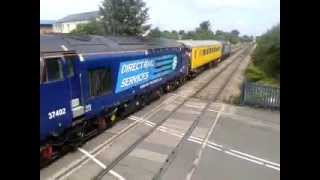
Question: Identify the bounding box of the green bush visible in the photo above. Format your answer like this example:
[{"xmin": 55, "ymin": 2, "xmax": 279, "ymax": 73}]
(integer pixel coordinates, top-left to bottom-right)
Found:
[
  {"xmin": 70, "ymin": 20, "xmax": 104, "ymax": 35},
  {"xmin": 245, "ymin": 63, "xmax": 278, "ymax": 86},
  {"xmin": 247, "ymin": 24, "xmax": 280, "ymax": 86}
]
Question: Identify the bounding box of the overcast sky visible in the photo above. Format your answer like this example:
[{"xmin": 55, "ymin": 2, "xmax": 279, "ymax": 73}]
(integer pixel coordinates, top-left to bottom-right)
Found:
[{"xmin": 40, "ymin": 0, "xmax": 279, "ymax": 36}]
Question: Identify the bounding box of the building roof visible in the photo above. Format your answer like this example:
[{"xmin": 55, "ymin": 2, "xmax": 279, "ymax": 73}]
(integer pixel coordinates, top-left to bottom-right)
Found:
[
  {"xmin": 56, "ymin": 11, "xmax": 99, "ymax": 23},
  {"xmin": 40, "ymin": 20, "xmax": 55, "ymax": 25},
  {"xmin": 178, "ymin": 40, "xmax": 222, "ymax": 48}
]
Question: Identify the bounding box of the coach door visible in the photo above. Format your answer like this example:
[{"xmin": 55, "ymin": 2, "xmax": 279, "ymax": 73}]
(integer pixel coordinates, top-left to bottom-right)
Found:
[{"xmin": 63, "ymin": 53, "xmax": 85, "ymax": 119}]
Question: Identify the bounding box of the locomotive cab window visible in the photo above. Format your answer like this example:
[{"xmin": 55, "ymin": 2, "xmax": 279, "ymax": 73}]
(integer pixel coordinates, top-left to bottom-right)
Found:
[
  {"xmin": 43, "ymin": 57, "xmax": 64, "ymax": 83},
  {"xmin": 64, "ymin": 54, "xmax": 77, "ymax": 77},
  {"xmin": 88, "ymin": 68, "xmax": 113, "ymax": 97},
  {"xmin": 40, "ymin": 58, "xmax": 44, "ymax": 83}
]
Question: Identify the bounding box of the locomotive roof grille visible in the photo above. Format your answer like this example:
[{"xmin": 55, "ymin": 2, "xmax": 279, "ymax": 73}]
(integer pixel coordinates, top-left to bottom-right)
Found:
[{"xmin": 40, "ymin": 34, "xmax": 184, "ymax": 58}]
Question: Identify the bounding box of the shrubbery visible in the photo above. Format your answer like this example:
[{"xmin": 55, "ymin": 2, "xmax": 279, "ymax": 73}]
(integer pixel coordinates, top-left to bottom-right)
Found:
[{"xmin": 246, "ymin": 24, "xmax": 280, "ymax": 86}]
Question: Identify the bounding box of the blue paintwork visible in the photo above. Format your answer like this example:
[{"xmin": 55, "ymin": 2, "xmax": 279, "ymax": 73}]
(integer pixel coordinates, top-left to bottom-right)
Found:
[
  {"xmin": 67, "ymin": 59, "xmax": 82, "ymax": 103},
  {"xmin": 40, "ymin": 58, "xmax": 73, "ymax": 142},
  {"xmin": 81, "ymin": 49, "xmax": 187, "ymax": 120},
  {"xmin": 115, "ymin": 54, "xmax": 178, "ymax": 93},
  {"xmin": 40, "ymin": 48, "xmax": 188, "ymax": 142}
]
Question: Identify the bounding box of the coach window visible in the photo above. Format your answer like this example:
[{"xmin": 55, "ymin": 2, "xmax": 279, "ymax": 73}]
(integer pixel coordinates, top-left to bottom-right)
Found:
[
  {"xmin": 88, "ymin": 68, "xmax": 113, "ymax": 97},
  {"xmin": 44, "ymin": 57, "xmax": 64, "ymax": 82}
]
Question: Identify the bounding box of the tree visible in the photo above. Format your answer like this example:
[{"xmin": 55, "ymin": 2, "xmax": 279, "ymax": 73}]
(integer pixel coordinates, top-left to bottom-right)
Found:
[
  {"xmin": 149, "ymin": 27, "xmax": 161, "ymax": 37},
  {"xmin": 215, "ymin": 30, "xmax": 224, "ymax": 36},
  {"xmin": 198, "ymin": 21, "xmax": 211, "ymax": 31},
  {"xmin": 70, "ymin": 20, "xmax": 104, "ymax": 35},
  {"xmin": 231, "ymin": 29, "xmax": 240, "ymax": 37},
  {"xmin": 215, "ymin": 30, "xmax": 228, "ymax": 41},
  {"xmin": 183, "ymin": 31, "xmax": 196, "ymax": 39},
  {"xmin": 171, "ymin": 30, "xmax": 179, "ymax": 39},
  {"xmin": 194, "ymin": 21, "xmax": 214, "ymax": 40},
  {"xmin": 159, "ymin": 30, "xmax": 179, "ymax": 39},
  {"xmin": 178, "ymin": 30, "xmax": 185, "ymax": 35},
  {"xmin": 250, "ymin": 24, "xmax": 280, "ymax": 83},
  {"xmin": 99, "ymin": 0, "xmax": 150, "ymax": 36},
  {"xmin": 240, "ymin": 35, "xmax": 251, "ymax": 42}
]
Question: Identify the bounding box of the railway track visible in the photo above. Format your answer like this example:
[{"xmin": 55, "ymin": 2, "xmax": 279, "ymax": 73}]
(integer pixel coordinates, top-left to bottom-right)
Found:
[
  {"xmin": 152, "ymin": 45, "xmax": 253, "ymax": 180},
  {"xmin": 93, "ymin": 45, "xmax": 253, "ymax": 180},
  {"xmin": 41, "ymin": 45, "xmax": 250, "ymax": 180}
]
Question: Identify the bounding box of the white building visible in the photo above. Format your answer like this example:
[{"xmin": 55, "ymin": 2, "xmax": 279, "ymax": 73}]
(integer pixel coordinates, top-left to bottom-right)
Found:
[{"xmin": 53, "ymin": 11, "xmax": 99, "ymax": 33}]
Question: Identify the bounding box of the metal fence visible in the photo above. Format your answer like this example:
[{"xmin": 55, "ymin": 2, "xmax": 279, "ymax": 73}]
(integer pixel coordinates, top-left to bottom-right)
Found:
[{"xmin": 241, "ymin": 82, "xmax": 280, "ymax": 109}]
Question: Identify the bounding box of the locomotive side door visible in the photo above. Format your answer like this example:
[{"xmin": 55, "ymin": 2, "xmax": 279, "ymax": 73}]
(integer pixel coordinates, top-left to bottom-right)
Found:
[
  {"xmin": 63, "ymin": 53, "xmax": 85, "ymax": 119},
  {"xmin": 40, "ymin": 56, "xmax": 73, "ymax": 141}
]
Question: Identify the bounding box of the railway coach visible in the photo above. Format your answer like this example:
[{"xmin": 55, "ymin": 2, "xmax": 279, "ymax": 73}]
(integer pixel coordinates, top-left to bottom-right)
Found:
[
  {"xmin": 40, "ymin": 34, "xmax": 188, "ymax": 163},
  {"xmin": 178, "ymin": 40, "xmax": 223, "ymax": 77},
  {"xmin": 221, "ymin": 41, "xmax": 232, "ymax": 60}
]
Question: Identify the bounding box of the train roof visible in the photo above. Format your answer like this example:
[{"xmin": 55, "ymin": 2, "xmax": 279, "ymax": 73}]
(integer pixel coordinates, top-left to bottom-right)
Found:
[
  {"xmin": 40, "ymin": 34, "xmax": 184, "ymax": 57},
  {"xmin": 178, "ymin": 40, "xmax": 222, "ymax": 48}
]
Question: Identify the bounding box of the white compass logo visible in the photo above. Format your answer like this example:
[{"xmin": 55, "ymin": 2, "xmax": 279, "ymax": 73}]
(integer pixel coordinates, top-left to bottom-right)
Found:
[{"xmin": 172, "ymin": 56, "xmax": 178, "ymax": 70}]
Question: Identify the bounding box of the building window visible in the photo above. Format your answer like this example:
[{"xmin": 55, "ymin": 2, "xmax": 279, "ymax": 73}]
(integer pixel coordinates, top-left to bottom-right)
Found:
[{"xmin": 88, "ymin": 68, "xmax": 113, "ymax": 97}]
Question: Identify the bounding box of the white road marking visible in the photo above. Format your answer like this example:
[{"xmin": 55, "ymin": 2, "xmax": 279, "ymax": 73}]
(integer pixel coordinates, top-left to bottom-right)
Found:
[
  {"xmin": 78, "ymin": 148, "xmax": 126, "ymax": 180},
  {"xmin": 208, "ymin": 108, "xmax": 280, "ymax": 130},
  {"xmin": 266, "ymin": 164, "xmax": 280, "ymax": 171},
  {"xmin": 225, "ymin": 150, "xmax": 264, "ymax": 165},
  {"xmin": 184, "ymin": 103, "xmax": 205, "ymax": 109},
  {"xmin": 208, "ymin": 108, "xmax": 232, "ymax": 115},
  {"xmin": 207, "ymin": 144, "xmax": 223, "ymax": 151},
  {"xmin": 78, "ymin": 148, "xmax": 106, "ymax": 169},
  {"xmin": 207, "ymin": 141, "xmax": 223, "ymax": 148},
  {"xmin": 128, "ymin": 116, "xmax": 154, "ymax": 127},
  {"xmin": 109, "ymin": 170, "xmax": 126, "ymax": 180},
  {"xmin": 186, "ymin": 104, "xmax": 225, "ymax": 180},
  {"xmin": 229, "ymin": 149, "xmax": 280, "ymax": 167},
  {"xmin": 51, "ymin": 96, "xmax": 178, "ymax": 179},
  {"xmin": 169, "ymin": 93, "xmax": 189, "ymax": 98},
  {"xmin": 128, "ymin": 113, "xmax": 280, "ymax": 172}
]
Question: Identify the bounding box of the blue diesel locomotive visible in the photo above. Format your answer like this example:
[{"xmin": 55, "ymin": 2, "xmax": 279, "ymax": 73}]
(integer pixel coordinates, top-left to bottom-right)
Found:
[{"xmin": 40, "ymin": 34, "xmax": 188, "ymax": 163}]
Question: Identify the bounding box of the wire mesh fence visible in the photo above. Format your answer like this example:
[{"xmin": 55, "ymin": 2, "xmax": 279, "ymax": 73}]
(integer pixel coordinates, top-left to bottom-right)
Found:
[{"xmin": 241, "ymin": 81, "xmax": 280, "ymax": 109}]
